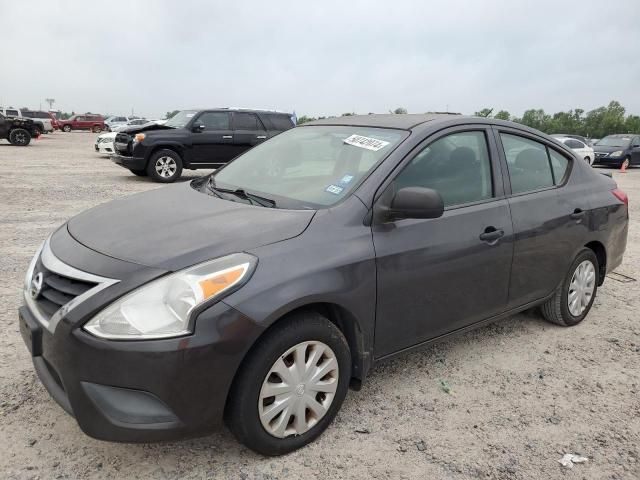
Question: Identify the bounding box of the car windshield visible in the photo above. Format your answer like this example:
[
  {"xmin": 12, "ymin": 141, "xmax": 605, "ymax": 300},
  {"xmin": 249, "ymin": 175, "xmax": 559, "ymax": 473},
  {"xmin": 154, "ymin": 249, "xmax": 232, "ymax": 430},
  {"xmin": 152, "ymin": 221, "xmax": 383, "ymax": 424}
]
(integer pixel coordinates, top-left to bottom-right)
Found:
[
  {"xmin": 209, "ymin": 125, "xmax": 407, "ymax": 209},
  {"xmin": 596, "ymin": 136, "xmax": 631, "ymax": 147},
  {"xmin": 165, "ymin": 110, "xmax": 197, "ymax": 128}
]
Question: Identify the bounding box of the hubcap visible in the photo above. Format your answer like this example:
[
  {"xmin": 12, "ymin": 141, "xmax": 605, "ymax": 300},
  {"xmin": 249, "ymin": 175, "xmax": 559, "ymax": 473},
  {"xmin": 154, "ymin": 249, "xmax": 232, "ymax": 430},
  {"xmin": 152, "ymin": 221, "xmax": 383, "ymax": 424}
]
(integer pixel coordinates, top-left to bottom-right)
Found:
[
  {"xmin": 568, "ymin": 260, "xmax": 596, "ymax": 316},
  {"xmin": 258, "ymin": 341, "xmax": 339, "ymax": 438},
  {"xmin": 15, "ymin": 132, "xmax": 26, "ymax": 144},
  {"xmin": 155, "ymin": 156, "xmax": 177, "ymax": 178}
]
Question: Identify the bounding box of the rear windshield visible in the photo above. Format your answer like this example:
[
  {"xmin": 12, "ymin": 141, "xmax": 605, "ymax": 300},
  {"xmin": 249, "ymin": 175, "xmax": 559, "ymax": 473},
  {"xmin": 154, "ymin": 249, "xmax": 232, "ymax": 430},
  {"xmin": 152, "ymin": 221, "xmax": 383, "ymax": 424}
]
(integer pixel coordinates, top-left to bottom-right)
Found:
[{"xmin": 211, "ymin": 125, "xmax": 407, "ymax": 209}]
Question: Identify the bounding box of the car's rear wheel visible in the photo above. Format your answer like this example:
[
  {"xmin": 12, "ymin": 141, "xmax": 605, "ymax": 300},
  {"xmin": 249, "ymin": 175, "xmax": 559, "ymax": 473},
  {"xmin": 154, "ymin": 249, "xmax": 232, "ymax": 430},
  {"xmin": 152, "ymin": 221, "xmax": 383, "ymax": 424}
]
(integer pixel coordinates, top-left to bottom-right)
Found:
[
  {"xmin": 146, "ymin": 149, "xmax": 183, "ymax": 183},
  {"xmin": 8, "ymin": 128, "xmax": 31, "ymax": 146},
  {"xmin": 128, "ymin": 168, "xmax": 147, "ymax": 177},
  {"xmin": 541, "ymin": 248, "xmax": 598, "ymax": 326},
  {"xmin": 62, "ymin": 125, "xmax": 71, "ymax": 132},
  {"xmin": 93, "ymin": 125, "xmax": 102, "ymax": 133},
  {"xmin": 226, "ymin": 311, "xmax": 351, "ymax": 456}
]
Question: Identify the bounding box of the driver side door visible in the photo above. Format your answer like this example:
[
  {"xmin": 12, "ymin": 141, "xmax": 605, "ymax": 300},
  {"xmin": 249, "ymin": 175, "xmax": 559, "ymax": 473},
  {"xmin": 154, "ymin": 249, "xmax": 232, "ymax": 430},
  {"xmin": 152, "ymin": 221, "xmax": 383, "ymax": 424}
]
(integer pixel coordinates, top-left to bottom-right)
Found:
[
  {"xmin": 372, "ymin": 127, "xmax": 514, "ymax": 357},
  {"xmin": 190, "ymin": 111, "xmax": 234, "ymax": 167}
]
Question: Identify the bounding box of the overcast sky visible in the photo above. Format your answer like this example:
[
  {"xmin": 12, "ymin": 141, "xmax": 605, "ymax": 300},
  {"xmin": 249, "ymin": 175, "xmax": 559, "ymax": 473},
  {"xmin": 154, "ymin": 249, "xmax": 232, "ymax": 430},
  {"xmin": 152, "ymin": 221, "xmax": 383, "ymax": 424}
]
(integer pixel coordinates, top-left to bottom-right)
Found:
[{"xmin": 2, "ymin": 0, "xmax": 639, "ymax": 119}]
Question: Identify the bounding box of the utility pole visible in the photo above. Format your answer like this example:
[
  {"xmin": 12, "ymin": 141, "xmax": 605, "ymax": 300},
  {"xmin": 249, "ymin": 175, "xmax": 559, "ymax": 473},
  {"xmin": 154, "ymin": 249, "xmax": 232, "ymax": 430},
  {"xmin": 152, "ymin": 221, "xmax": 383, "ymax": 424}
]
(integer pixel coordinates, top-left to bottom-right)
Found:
[{"xmin": 45, "ymin": 98, "xmax": 55, "ymax": 110}]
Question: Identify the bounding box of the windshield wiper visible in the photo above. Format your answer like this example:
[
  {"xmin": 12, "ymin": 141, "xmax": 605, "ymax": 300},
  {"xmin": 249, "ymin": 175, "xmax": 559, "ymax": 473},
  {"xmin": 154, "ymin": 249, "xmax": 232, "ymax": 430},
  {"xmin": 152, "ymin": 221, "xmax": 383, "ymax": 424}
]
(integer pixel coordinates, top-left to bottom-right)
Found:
[{"xmin": 207, "ymin": 179, "xmax": 276, "ymax": 208}]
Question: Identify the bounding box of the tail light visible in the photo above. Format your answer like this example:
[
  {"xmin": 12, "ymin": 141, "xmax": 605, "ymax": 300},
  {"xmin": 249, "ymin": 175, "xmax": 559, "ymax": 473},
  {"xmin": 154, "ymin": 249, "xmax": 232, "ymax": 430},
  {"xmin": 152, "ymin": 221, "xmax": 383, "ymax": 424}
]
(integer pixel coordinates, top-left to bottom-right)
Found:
[{"xmin": 612, "ymin": 188, "xmax": 628, "ymax": 207}]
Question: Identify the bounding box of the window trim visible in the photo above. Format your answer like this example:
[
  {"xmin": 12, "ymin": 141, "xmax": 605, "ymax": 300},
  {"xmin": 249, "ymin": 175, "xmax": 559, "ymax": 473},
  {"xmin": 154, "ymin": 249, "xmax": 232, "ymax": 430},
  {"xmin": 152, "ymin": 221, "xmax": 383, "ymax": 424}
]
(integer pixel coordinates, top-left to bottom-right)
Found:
[
  {"xmin": 374, "ymin": 125, "xmax": 504, "ymax": 213},
  {"xmin": 492, "ymin": 127, "xmax": 574, "ymax": 198}
]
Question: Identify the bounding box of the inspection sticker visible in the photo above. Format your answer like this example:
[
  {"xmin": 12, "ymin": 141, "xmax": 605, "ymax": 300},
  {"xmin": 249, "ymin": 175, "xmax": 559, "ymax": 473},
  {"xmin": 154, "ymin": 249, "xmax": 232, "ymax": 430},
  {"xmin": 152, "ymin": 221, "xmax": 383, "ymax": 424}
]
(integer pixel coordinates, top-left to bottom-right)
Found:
[
  {"xmin": 343, "ymin": 134, "xmax": 390, "ymax": 151},
  {"xmin": 339, "ymin": 174, "xmax": 354, "ymax": 185},
  {"xmin": 325, "ymin": 184, "xmax": 344, "ymax": 195}
]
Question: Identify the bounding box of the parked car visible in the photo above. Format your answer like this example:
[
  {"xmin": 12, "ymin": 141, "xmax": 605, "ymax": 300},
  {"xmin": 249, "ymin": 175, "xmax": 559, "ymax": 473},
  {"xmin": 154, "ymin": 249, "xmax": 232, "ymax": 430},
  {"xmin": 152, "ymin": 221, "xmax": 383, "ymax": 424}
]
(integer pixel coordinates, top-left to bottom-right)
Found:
[
  {"xmin": 19, "ymin": 115, "xmax": 628, "ymax": 455},
  {"xmin": 555, "ymin": 136, "xmax": 595, "ymax": 165},
  {"xmin": 110, "ymin": 118, "xmax": 149, "ymax": 133},
  {"xmin": 112, "ymin": 108, "xmax": 295, "ymax": 182},
  {"xmin": 0, "ymin": 107, "xmax": 49, "ymax": 134},
  {"xmin": 94, "ymin": 132, "xmax": 117, "ymax": 155},
  {"xmin": 104, "ymin": 116, "xmax": 133, "ymax": 131},
  {"xmin": 592, "ymin": 134, "xmax": 640, "ymax": 169},
  {"xmin": 22, "ymin": 110, "xmax": 56, "ymax": 133},
  {"xmin": 59, "ymin": 114, "xmax": 105, "ymax": 133},
  {"xmin": 0, "ymin": 111, "xmax": 40, "ymax": 145},
  {"xmin": 551, "ymin": 133, "xmax": 590, "ymax": 145}
]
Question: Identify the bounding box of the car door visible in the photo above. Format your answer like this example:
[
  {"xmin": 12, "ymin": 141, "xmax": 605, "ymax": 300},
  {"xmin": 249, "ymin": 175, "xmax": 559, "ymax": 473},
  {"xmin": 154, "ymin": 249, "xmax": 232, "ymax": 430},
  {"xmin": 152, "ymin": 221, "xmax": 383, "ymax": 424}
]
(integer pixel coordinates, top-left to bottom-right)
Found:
[
  {"xmin": 189, "ymin": 111, "xmax": 234, "ymax": 166},
  {"xmin": 631, "ymin": 136, "xmax": 640, "ymax": 164},
  {"xmin": 372, "ymin": 126, "xmax": 514, "ymax": 357},
  {"xmin": 231, "ymin": 112, "xmax": 267, "ymax": 157},
  {"xmin": 495, "ymin": 128, "xmax": 584, "ymax": 308}
]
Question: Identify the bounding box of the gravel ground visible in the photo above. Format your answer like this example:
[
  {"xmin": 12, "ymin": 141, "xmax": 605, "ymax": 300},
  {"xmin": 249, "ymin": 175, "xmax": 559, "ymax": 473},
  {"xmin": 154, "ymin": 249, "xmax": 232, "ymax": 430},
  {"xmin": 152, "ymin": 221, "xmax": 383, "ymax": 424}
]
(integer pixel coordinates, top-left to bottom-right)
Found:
[{"xmin": 1, "ymin": 133, "xmax": 638, "ymax": 480}]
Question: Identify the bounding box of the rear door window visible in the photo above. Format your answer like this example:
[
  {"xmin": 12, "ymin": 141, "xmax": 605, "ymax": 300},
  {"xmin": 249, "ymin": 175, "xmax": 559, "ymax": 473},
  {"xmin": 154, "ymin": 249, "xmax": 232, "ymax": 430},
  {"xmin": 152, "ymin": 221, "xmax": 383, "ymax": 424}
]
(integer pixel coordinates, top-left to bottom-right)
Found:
[
  {"xmin": 233, "ymin": 112, "xmax": 264, "ymax": 131},
  {"xmin": 564, "ymin": 139, "xmax": 582, "ymax": 149},
  {"xmin": 548, "ymin": 149, "xmax": 570, "ymax": 184},
  {"xmin": 6, "ymin": 109, "xmax": 19, "ymax": 116}
]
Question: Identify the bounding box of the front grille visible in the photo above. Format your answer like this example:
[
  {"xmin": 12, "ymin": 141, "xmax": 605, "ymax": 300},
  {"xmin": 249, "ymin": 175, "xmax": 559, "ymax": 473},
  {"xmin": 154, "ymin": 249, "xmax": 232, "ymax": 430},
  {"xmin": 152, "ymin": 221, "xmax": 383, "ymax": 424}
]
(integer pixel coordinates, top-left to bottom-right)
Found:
[
  {"xmin": 114, "ymin": 133, "xmax": 132, "ymax": 155},
  {"xmin": 33, "ymin": 258, "xmax": 97, "ymax": 320}
]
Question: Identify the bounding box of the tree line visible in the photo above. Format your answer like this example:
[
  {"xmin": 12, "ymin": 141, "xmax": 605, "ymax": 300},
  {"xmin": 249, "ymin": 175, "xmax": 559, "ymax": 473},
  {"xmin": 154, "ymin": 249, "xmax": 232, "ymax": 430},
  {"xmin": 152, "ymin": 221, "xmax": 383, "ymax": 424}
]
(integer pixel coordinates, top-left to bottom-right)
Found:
[{"xmin": 298, "ymin": 101, "xmax": 640, "ymax": 139}]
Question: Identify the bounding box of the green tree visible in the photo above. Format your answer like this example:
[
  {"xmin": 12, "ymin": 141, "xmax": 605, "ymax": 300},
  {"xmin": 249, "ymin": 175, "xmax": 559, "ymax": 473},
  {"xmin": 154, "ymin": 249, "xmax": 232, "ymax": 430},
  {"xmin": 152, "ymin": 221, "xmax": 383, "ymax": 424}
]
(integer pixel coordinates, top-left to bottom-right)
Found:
[
  {"xmin": 518, "ymin": 109, "xmax": 551, "ymax": 132},
  {"xmin": 624, "ymin": 115, "xmax": 640, "ymax": 134},
  {"xmin": 474, "ymin": 108, "xmax": 493, "ymax": 117},
  {"xmin": 392, "ymin": 107, "xmax": 407, "ymax": 114},
  {"xmin": 494, "ymin": 110, "xmax": 510, "ymax": 120}
]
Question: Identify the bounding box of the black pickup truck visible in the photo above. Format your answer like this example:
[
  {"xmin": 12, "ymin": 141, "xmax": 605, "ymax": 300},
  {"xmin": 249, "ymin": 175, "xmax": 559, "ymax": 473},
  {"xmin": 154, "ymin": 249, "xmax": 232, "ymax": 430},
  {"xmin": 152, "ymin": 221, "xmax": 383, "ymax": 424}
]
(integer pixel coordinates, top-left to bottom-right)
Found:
[
  {"xmin": 0, "ymin": 112, "xmax": 40, "ymax": 146},
  {"xmin": 112, "ymin": 109, "xmax": 295, "ymax": 182}
]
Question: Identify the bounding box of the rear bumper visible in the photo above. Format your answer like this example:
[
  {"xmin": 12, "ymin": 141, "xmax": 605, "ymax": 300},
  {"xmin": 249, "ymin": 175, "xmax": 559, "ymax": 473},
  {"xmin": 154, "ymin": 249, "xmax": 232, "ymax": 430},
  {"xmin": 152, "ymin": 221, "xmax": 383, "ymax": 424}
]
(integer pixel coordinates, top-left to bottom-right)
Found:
[
  {"xmin": 111, "ymin": 154, "xmax": 146, "ymax": 170},
  {"xmin": 19, "ymin": 297, "xmax": 262, "ymax": 442}
]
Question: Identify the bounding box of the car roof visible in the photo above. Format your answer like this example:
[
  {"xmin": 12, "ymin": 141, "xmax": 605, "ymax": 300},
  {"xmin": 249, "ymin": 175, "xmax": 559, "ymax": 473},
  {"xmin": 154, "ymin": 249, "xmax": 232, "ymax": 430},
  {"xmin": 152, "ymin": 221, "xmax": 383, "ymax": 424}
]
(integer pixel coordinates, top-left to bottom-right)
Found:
[
  {"xmin": 605, "ymin": 133, "xmax": 637, "ymax": 138},
  {"xmin": 305, "ymin": 114, "xmax": 466, "ymax": 130},
  {"xmin": 190, "ymin": 108, "xmax": 292, "ymax": 115}
]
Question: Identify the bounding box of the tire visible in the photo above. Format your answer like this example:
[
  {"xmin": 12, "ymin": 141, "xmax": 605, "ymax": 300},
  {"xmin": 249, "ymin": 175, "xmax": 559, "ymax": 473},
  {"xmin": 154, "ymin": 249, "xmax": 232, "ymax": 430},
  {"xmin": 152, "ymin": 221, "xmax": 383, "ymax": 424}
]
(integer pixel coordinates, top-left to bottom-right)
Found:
[
  {"xmin": 93, "ymin": 125, "xmax": 102, "ymax": 133},
  {"xmin": 34, "ymin": 127, "xmax": 42, "ymax": 136},
  {"xmin": 146, "ymin": 149, "xmax": 183, "ymax": 183},
  {"xmin": 62, "ymin": 125, "xmax": 71, "ymax": 132},
  {"xmin": 128, "ymin": 168, "xmax": 147, "ymax": 177},
  {"xmin": 541, "ymin": 248, "xmax": 598, "ymax": 327},
  {"xmin": 8, "ymin": 128, "xmax": 31, "ymax": 146},
  {"xmin": 226, "ymin": 311, "xmax": 351, "ymax": 456}
]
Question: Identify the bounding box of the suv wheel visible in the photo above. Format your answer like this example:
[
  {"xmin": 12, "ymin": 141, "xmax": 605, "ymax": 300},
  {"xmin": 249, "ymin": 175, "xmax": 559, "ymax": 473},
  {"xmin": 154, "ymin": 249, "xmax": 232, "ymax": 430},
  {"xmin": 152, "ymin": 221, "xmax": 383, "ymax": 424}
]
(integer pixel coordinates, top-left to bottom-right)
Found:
[
  {"xmin": 62, "ymin": 125, "xmax": 71, "ymax": 132},
  {"xmin": 93, "ymin": 125, "xmax": 102, "ymax": 133},
  {"xmin": 146, "ymin": 149, "xmax": 183, "ymax": 183},
  {"xmin": 226, "ymin": 311, "xmax": 351, "ymax": 456},
  {"xmin": 541, "ymin": 248, "xmax": 598, "ymax": 326},
  {"xmin": 9, "ymin": 128, "xmax": 31, "ymax": 146}
]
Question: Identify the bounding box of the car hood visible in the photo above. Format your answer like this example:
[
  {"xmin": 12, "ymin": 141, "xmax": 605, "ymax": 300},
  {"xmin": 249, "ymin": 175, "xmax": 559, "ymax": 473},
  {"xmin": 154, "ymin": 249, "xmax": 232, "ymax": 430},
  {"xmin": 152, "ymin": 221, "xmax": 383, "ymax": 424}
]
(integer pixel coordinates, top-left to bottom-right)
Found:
[
  {"xmin": 593, "ymin": 145, "xmax": 628, "ymax": 153},
  {"xmin": 119, "ymin": 123, "xmax": 175, "ymax": 134},
  {"xmin": 66, "ymin": 182, "xmax": 316, "ymax": 271}
]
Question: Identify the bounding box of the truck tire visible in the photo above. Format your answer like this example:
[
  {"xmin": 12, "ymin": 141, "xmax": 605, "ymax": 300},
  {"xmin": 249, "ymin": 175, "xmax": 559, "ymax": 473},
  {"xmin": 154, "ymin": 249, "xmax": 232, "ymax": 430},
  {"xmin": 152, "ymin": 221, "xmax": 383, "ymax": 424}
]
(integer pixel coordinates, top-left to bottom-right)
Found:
[
  {"xmin": 62, "ymin": 125, "xmax": 71, "ymax": 132},
  {"xmin": 146, "ymin": 149, "xmax": 183, "ymax": 183},
  {"xmin": 9, "ymin": 128, "xmax": 31, "ymax": 146}
]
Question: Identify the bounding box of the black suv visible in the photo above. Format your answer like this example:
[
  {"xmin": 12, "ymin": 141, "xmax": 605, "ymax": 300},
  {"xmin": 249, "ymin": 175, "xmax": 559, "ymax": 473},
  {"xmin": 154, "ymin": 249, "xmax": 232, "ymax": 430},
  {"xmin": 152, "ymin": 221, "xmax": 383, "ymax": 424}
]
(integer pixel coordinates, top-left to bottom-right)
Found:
[
  {"xmin": 0, "ymin": 112, "xmax": 40, "ymax": 146},
  {"xmin": 112, "ymin": 109, "xmax": 295, "ymax": 182}
]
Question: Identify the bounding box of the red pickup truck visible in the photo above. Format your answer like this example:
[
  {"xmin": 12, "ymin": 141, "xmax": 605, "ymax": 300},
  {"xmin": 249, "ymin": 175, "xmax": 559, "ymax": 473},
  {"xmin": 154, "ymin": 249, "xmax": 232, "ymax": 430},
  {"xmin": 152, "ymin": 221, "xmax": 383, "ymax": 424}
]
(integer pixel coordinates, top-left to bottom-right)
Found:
[{"xmin": 59, "ymin": 114, "xmax": 105, "ymax": 133}]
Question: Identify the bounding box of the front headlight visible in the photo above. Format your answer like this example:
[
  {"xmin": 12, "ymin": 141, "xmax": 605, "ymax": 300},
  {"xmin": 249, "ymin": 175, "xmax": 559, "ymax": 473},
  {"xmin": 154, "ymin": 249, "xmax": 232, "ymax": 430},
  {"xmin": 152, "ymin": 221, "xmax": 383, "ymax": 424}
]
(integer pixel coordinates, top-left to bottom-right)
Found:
[
  {"xmin": 133, "ymin": 133, "xmax": 145, "ymax": 143},
  {"xmin": 609, "ymin": 151, "xmax": 623, "ymax": 157},
  {"xmin": 84, "ymin": 253, "xmax": 257, "ymax": 340}
]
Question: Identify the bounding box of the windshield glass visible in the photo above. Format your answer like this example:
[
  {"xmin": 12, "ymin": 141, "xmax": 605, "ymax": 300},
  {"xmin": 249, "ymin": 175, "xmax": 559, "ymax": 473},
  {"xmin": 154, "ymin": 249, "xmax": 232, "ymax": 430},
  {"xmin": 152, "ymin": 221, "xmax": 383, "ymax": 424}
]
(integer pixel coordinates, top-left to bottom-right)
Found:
[
  {"xmin": 596, "ymin": 136, "xmax": 631, "ymax": 147},
  {"xmin": 211, "ymin": 126, "xmax": 407, "ymax": 208},
  {"xmin": 165, "ymin": 110, "xmax": 197, "ymax": 128}
]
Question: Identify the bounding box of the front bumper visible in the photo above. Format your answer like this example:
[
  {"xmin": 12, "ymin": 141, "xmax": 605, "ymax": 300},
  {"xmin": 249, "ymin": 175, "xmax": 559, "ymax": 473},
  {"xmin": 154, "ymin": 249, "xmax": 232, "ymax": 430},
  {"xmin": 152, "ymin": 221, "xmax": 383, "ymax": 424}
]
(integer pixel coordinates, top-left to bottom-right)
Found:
[
  {"xmin": 19, "ymin": 235, "xmax": 263, "ymax": 442},
  {"xmin": 96, "ymin": 142, "xmax": 115, "ymax": 154},
  {"xmin": 111, "ymin": 154, "xmax": 146, "ymax": 170},
  {"xmin": 593, "ymin": 154, "xmax": 624, "ymax": 165}
]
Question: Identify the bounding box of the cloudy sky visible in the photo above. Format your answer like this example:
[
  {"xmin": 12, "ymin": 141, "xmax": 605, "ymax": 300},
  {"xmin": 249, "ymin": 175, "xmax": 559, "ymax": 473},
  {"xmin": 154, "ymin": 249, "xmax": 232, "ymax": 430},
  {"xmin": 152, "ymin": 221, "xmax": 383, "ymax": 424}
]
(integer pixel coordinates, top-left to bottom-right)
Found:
[{"xmin": 2, "ymin": 0, "xmax": 639, "ymax": 119}]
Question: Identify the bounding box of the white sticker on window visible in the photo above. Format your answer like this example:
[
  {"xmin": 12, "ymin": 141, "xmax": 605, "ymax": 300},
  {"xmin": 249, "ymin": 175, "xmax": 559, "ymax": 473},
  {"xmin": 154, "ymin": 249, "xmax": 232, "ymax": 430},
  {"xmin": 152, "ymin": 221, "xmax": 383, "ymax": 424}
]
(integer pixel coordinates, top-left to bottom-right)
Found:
[
  {"xmin": 343, "ymin": 134, "xmax": 390, "ymax": 151},
  {"xmin": 325, "ymin": 184, "xmax": 344, "ymax": 195},
  {"xmin": 186, "ymin": 113, "xmax": 195, "ymax": 118}
]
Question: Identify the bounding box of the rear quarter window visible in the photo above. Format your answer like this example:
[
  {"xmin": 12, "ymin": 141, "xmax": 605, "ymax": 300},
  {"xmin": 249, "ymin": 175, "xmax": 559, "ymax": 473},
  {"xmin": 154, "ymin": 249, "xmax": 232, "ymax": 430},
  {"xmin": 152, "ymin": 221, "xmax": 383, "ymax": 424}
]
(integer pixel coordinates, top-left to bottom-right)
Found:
[{"xmin": 266, "ymin": 114, "xmax": 294, "ymax": 131}]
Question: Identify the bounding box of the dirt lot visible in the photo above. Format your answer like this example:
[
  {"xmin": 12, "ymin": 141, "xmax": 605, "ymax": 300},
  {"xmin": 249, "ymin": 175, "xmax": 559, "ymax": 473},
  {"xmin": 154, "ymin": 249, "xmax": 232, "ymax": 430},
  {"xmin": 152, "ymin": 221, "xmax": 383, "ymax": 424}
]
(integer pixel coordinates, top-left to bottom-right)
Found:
[{"xmin": 0, "ymin": 132, "xmax": 638, "ymax": 479}]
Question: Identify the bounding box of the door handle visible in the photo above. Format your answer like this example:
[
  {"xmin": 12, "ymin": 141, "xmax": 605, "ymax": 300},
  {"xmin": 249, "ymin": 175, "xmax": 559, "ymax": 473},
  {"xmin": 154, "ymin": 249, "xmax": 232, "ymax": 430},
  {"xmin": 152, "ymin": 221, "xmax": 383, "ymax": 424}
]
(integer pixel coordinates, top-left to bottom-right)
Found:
[
  {"xmin": 256, "ymin": 135, "xmax": 267, "ymax": 139},
  {"xmin": 479, "ymin": 226, "xmax": 504, "ymax": 243},
  {"xmin": 570, "ymin": 208, "xmax": 585, "ymax": 220},
  {"xmin": 222, "ymin": 135, "xmax": 233, "ymax": 139}
]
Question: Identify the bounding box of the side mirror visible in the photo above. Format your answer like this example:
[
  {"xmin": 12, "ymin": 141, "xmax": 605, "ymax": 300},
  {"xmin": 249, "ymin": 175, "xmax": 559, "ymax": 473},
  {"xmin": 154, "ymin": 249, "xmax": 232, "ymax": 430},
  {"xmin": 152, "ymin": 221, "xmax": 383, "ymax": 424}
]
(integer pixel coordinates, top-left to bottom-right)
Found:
[
  {"xmin": 387, "ymin": 187, "xmax": 444, "ymax": 220},
  {"xmin": 192, "ymin": 122, "xmax": 205, "ymax": 132}
]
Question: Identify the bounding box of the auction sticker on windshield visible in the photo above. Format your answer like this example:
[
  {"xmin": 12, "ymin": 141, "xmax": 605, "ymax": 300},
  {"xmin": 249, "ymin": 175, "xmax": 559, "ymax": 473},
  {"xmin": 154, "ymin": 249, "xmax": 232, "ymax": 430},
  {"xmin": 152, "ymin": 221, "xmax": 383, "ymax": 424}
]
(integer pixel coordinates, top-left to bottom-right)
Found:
[{"xmin": 344, "ymin": 134, "xmax": 390, "ymax": 151}]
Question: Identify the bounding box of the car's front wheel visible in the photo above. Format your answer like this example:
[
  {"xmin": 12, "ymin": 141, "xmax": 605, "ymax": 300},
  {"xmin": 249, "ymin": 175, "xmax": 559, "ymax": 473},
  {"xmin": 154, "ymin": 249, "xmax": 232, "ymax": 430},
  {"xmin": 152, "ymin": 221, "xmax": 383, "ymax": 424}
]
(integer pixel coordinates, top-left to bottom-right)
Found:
[
  {"xmin": 93, "ymin": 125, "xmax": 102, "ymax": 133},
  {"xmin": 146, "ymin": 149, "xmax": 183, "ymax": 182},
  {"xmin": 8, "ymin": 128, "xmax": 31, "ymax": 146},
  {"xmin": 541, "ymin": 248, "xmax": 598, "ymax": 326},
  {"xmin": 226, "ymin": 311, "xmax": 351, "ymax": 455}
]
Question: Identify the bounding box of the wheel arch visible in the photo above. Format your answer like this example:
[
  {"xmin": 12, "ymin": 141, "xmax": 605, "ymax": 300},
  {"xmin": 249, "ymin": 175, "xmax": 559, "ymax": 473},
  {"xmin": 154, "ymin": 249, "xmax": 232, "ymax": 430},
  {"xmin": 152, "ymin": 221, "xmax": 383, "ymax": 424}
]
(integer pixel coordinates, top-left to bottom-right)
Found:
[
  {"xmin": 146, "ymin": 143, "xmax": 185, "ymax": 164},
  {"xmin": 584, "ymin": 240, "xmax": 606, "ymax": 286}
]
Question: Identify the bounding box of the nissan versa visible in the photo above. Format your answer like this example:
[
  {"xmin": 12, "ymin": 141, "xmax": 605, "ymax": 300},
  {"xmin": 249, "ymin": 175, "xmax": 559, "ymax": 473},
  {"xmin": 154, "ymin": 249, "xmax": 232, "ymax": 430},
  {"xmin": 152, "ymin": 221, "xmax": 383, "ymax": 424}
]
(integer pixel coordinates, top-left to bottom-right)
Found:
[{"xmin": 20, "ymin": 115, "xmax": 628, "ymax": 455}]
